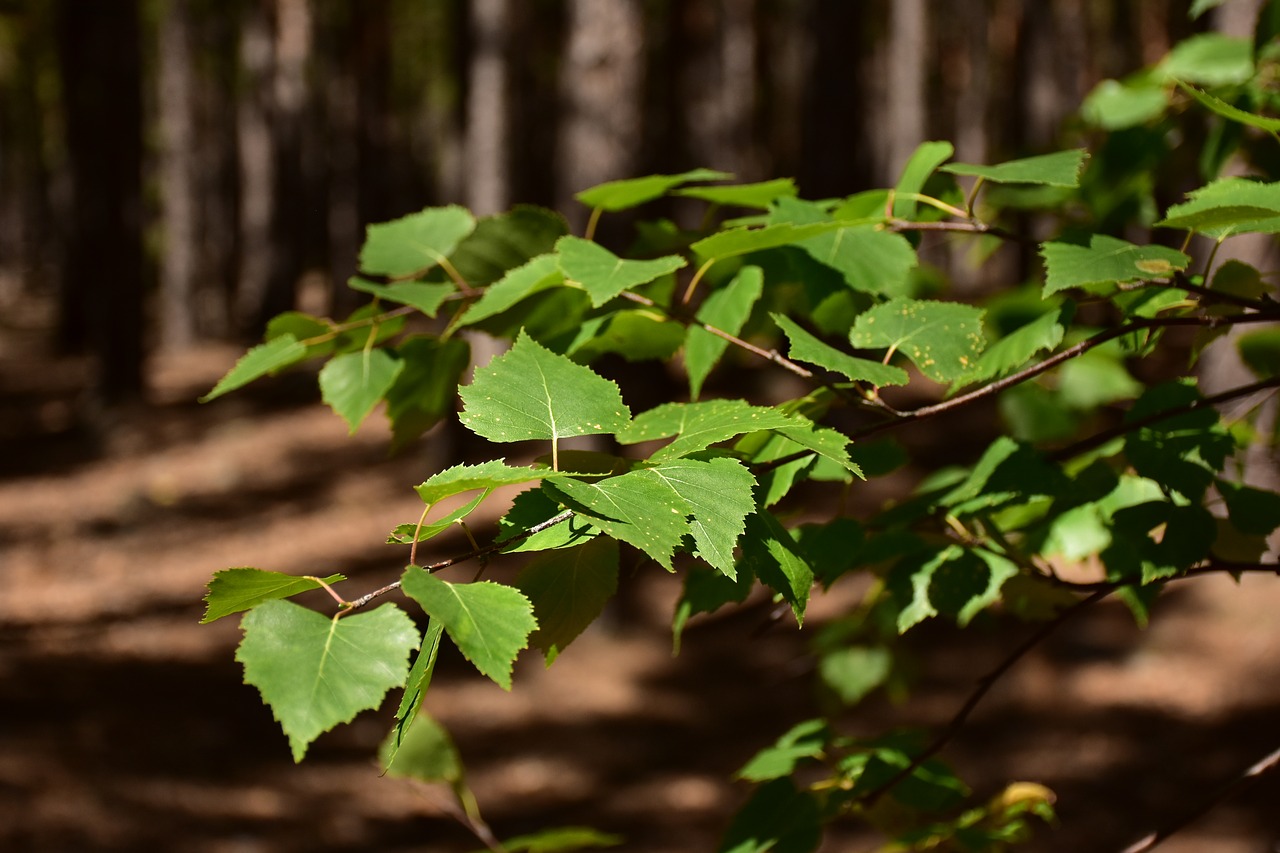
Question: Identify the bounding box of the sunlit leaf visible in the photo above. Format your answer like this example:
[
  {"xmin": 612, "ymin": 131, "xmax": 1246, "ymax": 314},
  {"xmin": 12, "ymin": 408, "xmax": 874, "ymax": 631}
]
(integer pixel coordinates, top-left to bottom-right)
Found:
[
  {"xmin": 849, "ymin": 298, "xmax": 987, "ymax": 383},
  {"xmin": 400, "ymin": 568, "xmax": 537, "ymax": 690},
  {"xmin": 547, "ymin": 471, "xmax": 692, "ymax": 570},
  {"xmin": 773, "ymin": 313, "xmax": 908, "ymax": 386},
  {"xmin": 674, "ymin": 178, "xmax": 798, "ymax": 208},
  {"xmin": 358, "ymin": 205, "xmax": 476, "ymax": 277},
  {"xmin": 318, "ymin": 349, "xmax": 405, "ymax": 433},
  {"xmin": 686, "ymin": 266, "xmax": 763, "ymax": 399},
  {"xmin": 459, "ymin": 331, "xmax": 631, "ymax": 444},
  {"xmin": 347, "ymin": 278, "xmax": 454, "ymax": 316},
  {"xmin": 892, "ymin": 140, "xmax": 954, "ymax": 218},
  {"xmin": 1040, "ymin": 235, "xmax": 1190, "ymax": 294},
  {"xmin": 941, "ymin": 149, "xmax": 1089, "ymax": 187},
  {"xmin": 201, "ymin": 334, "xmax": 308, "ymax": 402},
  {"xmin": 556, "ymin": 236, "xmax": 686, "ymax": 307},
  {"xmin": 202, "ymin": 568, "xmax": 346, "ymax": 623},
  {"xmin": 237, "ymin": 600, "xmax": 418, "ymax": 761},
  {"xmin": 575, "ymin": 168, "xmax": 732, "ymax": 211}
]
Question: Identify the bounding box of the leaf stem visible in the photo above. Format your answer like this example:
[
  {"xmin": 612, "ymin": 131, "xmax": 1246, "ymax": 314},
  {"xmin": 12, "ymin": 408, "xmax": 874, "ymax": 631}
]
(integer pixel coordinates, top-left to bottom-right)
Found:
[
  {"xmin": 584, "ymin": 206, "xmax": 604, "ymax": 242},
  {"xmin": 681, "ymin": 258, "xmax": 716, "ymax": 305}
]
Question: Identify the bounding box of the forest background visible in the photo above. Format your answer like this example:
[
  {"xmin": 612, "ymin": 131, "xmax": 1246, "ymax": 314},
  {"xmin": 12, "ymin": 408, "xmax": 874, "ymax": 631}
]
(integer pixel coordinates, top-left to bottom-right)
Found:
[{"xmin": 3, "ymin": 1, "xmax": 1279, "ymax": 852}]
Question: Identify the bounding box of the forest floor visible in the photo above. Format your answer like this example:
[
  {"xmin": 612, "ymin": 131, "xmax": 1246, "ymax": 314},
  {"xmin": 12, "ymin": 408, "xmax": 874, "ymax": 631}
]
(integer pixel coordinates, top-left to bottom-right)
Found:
[{"xmin": 2, "ymin": 334, "xmax": 1280, "ymax": 853}]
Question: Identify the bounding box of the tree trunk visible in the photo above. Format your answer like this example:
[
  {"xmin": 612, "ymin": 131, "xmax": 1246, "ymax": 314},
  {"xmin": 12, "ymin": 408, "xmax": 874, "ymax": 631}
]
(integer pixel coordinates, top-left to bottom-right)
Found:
[
  {"xmin": 798, "ymin": 0, "xmax": 871, "ymax": 196},
  {"xmin": 556, "ymin": 0, "xmax": 645, "ymax": 235},
  {"xmin": 885, "ymin": 0, "xmax": 927, "ymax": 180},
  {"xmin": 158, "ymin": 0, "xmax": 199, "ymax": 350},
  {"xmin": 465, "ymin": 0, "xmax": 511, "ymax": 217},
  {"xmin": 55, "ymin": 0, "xmax": 146, "ymax": 404},
  {"xmin": 680, "ymin": 0, "xmax": 759, "ymax": 179}
]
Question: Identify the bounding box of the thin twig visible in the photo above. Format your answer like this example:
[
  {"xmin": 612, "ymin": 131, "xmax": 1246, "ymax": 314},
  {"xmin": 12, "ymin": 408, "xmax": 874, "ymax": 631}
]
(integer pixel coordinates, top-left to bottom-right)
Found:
[
  {"xmin": 344, "ymin": 510, "xmax": 576, "ymax": 611},
  {"xmin": 856, "ymin": 587, "xmax": 1113, "ymax": 808},
  {"xmin": 1050, "ymin": 376, "xmax": 1280, "ymax": 462},
  {"xmin": 888, "ymin": 218, "xmax": 1033, "ymax": 246},
  {"xmin": 1172, "ymin": 270, "xmax": 1279, "ymax": 312},
  {"xmin": 852, "ymin": 313, "xmax": 1277, "ymax": 441},
  {"xmin": 1119, "ymin": 743, "xmax": 1280, "ymax": 853}
]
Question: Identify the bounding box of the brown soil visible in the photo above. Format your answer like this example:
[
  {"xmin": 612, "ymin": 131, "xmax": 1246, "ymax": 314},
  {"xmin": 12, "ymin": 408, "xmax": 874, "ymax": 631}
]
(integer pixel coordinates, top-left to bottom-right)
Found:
[{"xmin": 2, "ymin": 341, "xmax": 1279, "ymax": 852}]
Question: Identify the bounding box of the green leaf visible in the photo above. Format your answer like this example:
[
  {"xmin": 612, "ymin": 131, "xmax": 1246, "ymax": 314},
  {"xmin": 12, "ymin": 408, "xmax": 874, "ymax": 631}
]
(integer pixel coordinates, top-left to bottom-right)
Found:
[
  {"xmin": 819, "ymin": 646, "xmax": 892, "ymax": 706},
  {"xmin": 461, "ymin": 254, "xmax": 565, "ymax": 325},
  {"xmin": 358, "ymin": 205, "xmax": 476, "ymax": 277},
  {"xmin": 547, "ymin": 471, "xmax": 692, "ymax": 570},
  {"xmin": 691, "ymin": 221, "xmax": 849, "ymax": 262},
  {"xmin": 672, "ymin": 566, "xmax": 755, "ymax": 653},
  {"xmin": 517, "ymin": 538, "xmax": 619, "ymax": 662},
  {"xmin": 1190, "ymin": 0, "xmax": 1227, "ymax": 20},
  {"xmin": 388, "ymin": 491, "xmax": 490, "ymax": 545},
  {"xmin": 236, "ymin": 600, "xmax": 418, "ymax": 761},
  {"xmin": 773, "ymin": 313, "xmax": 909, "ymax": 386},
  {"xmin": 459, "ymin": 331, "xmax": 631, "ymax": 444},
  {"xmin": 318, "ymin": 349, "xmax": 405, "ymax": 433},
  {"xmin": 674, "ymin": 178, "xmax": 798, "ymax": 208},
  {"xmin": 1081, "ymin": 78, "xmax": 1168, "ymax": 130},
  {"xmin": 1040, "ymin": 235, "xmax": 1190, "ymax": 294},
  {"xmin": 415, "ymin": 459, "xmax": 555, "ymax": 506},
  {"xmin": 740, "ymin": 511, "xmax": 812, "ymax": 625},
  {"xmin": 1157, "ymin": 33, "xmax": 1253, "ymax": 86},
  {"xmin": 442, "ymin": 205, "xmax": 568, "ymax": 286},
  {"xmin": 1105, "ymin": 501, "xmax": 1216, "ymax": 583},
  {"xmin": 892, "ymin": 141, "xmax": 954, "ymax": 218},
  {"xmin": 384, "ymin": 336, "xmax": 470, "ymax": 451},
  {"xmin": 381, "ymin": 708, "xmax": 461, "ymax": 783},
  {"xmin": 686, "ymin": 265, "xmax": 764, "ymax": 399},
  {"xmin": 941, "ymin": 149, "xmax": 1089, "ymax": 187},
  {"xmin": 566, "ymin": 309, "xmax": 686, "ymax": 363},
  {"xmin": 718, "ymin": 778, "xmax": 821, "ymax": 853},
  {"xmin": 647, "ymin": 458, "xmax": 758, "ymax": 578},
  {"xmin": 201, "ymin": 334, "xmax": 308, "ymax": 402},
  {"xmin": 575, "ymin": 168, "xmax": 732, "ymax": 211},
  {"xmin": 772, "ymin": 422, "xmax": 860, "ymax": 476},
  {"xmin": 1219, "ymin": 480, "xmax": 1280, "ymax": 535},
  {"xmin": 849, "ymin": 297, "xmax": 987, "ymax": 383},
  {"xmin": 617, "ymin": 399, "xmax": 796, "ymax": 460},
  {"xmin": 347, "ymin": 278, "xmax": 454, "ymax": 316},
  {"xmin": 1236, "ymin": 327, "xmax": 1280, "ymax": 378},
  {"xmin": 393, "ymin": 618, "xmax": 445, "ymax": 736},
  {"xmin": 495, "ymin": 827, "xmax": 624, "ymax": 853},
  {"xmin": 400, "ymin": 568, "xmax": 537, "ymax": 690},
  {"xmin": 1156, "ymin": 177, "xmax": 1280, "ymax": 233},
  {"xmin": 952, "ymin": 303, "xmax": 1071, "ymax": 390},
  {"xmin": 555, "ymin": 236, "xmax": 686, "ymax": 307},
  {"xmin": 891, "ymin": 546, "xmax": 1017, "ymax": 633},
  {"xmin": 1124, "ymin": 380, "xmax": 1234, "ymax": 500},
  {"xmin": 202, "ymin": 568, "xmax": 346, "ymax": 624},
  {"xmin": 498, "ymin": 488, "xmax": 601, "ymax": 553},
  {"xmin": 736, "ymin": 719, "xmax": 829, "ymax": 782},
  {"xmin": 1177, "ymin": 81, "xmax": 1280, "ymax": 133}
]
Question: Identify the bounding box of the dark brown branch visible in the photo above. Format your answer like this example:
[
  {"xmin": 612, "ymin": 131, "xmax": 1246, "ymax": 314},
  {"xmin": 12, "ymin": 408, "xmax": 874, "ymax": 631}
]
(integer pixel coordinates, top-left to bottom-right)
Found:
[
  {"xmin": 1173, "ymin": 270, "xmax": 1279, "ymax": 313},
  {"xmin": 1120, "ymin": 743, "xmax": 1280, "ymax": 853},
  {"xmin": 851, "ymin": 313, "xmax": 1277, "ymax": 441},
  {"xmin": 856, "ymin": 587, "xmax": 1113, "ymax": 808},
  {"xmin": 888, "ymin": 218, "xmax": 1033, "ymax": 246},
  {"xmin": 1050, "ymin": 376, "xmax": 1280, "ymax": 462}
]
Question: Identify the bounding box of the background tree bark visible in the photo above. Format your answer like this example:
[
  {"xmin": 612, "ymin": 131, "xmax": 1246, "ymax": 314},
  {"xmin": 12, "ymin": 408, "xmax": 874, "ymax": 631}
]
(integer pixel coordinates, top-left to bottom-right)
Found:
[{"xmin": 54, "ymin": 0, "xmax": 146, "ymax": 405}]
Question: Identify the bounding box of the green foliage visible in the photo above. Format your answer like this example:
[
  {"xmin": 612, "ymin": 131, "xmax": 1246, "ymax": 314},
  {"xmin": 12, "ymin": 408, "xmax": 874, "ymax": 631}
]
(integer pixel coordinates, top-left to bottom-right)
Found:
[{"xmin": 202, "ymin": 26, "xmax": 1280, "ymax": 848}]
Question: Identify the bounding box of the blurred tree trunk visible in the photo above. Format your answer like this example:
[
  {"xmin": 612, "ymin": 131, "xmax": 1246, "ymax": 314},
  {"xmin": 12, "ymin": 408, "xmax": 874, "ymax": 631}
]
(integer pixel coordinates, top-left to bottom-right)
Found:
[
  {"xmin": 680, "ymin": 0, "xmax": 759, "ymax": 179},
  {"xmin": 465, "ymin": 0, "xmax": 511, "ymax": 216},
  {"xmin": 55, "ymin": 0, "xmax": 146, "ymax": 404},
  {"xmin": 798, "ymin": 0, "xmax": 871, "ymax": 196},
  {"xmin": 196, "ymin": 4, "xmax": 241, "ymax": 337},
  {"xmin": 556, "ymin": 0, "xmax": 645, "ymax": 235},
  {"xmin": 884, "ymin": 0, "xmax": 926, "ymax": 180},
  {"xmin": 236, "ymin": 0, "xmax": 312, "ymax": 336},
  {"xmin": 158, "ymin": 0, "xmax": 199, "ymax": 350}
]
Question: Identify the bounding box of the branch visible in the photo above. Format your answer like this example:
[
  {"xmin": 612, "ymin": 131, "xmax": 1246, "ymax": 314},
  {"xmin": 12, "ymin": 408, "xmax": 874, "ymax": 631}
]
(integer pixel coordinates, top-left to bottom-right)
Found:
[
  {"xmin": 1050, "ymin": 376, "xmax": 1280, "ymax": 462},
  {"xmin": 888, "ymin": 217, "xmax": 1033, "ymax": 246},
  {"xmin": 851, "ymin": 313, "xmax": 1278, "ymax": 441},
  {"xmin": 856, "ymin": 561, "xmax": 1278, "ymax": 808},
  {"xmin": 343, "ymin": 510, "xmax": 576, "ymax": 611},
  {"xmin": 856, "ymin": 587, "xmax": 1113, "ymax": 808},
  {"xmin": 1172, "ymin": 270, "xmax": 1279, "ymax": 313},
  {"xmin": 1120, "ymin": 743, "xmax": 1280, "ymax": 853},
  {"xmin": 618, "ymin": 289, "xmax": 815, "ymax": 381}
]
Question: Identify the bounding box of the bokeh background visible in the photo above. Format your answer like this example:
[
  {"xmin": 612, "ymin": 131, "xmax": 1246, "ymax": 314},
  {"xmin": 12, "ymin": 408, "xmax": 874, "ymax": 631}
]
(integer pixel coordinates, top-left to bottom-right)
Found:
[{"xmin": 3, "ymin": 1, "xmax": 1279, "ymax": 851}]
